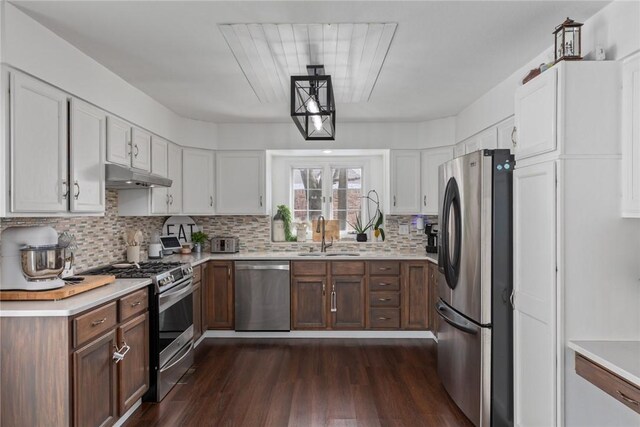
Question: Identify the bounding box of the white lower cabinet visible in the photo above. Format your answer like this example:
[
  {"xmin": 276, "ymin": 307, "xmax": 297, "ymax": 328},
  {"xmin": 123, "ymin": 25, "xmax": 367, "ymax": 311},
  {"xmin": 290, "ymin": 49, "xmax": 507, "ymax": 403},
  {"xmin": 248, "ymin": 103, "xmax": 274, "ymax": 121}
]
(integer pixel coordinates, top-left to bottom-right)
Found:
[
  {"xmin": 182, "ymin": 148, "xmax": 214, "ymax": 215},
  {"xmin": 215, "ymin": 151, "xmax": 265, "ymax": 215},
  {"xmin": 70, "ymin": 99, "xmax": 106, "ymax": 213},
  {"xmin": 420, "ymin": 147, "xmax": 453, "ymax": 215},
  {"xmin": 10, "ymin": 72, "xmax": 69, "ymax": 213}
]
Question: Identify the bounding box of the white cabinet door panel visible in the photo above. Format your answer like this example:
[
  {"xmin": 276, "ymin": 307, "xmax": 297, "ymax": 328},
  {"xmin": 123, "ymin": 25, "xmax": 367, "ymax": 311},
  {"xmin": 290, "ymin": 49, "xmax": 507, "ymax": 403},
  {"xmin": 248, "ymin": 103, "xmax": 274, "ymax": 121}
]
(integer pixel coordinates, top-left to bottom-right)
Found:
[
  {"xmin": 10, "ymin": 73, "xmax": 68, "ymax": 212},
  {"xmin": 216, "ymin": 151, "xmax": 265, "ymax": 215},
  {"xmin": 106, "ymin": 116, "xmax": 131, "ymax": 167},
  {"xmin": 130, "ymin": 128, "xmax": 151, "ymax": 172},
  {"xmin": 167, "ymin": 143, "xmax": 182, "ymax": 214},
  {"xmin": 390, "ymin": 150, "xmax": 421, "ymax": 214},
  {"xmin": 182, "ymin": 148, "xmax": 215, "ymax": 215},
  {"xmin": 513, "ymin": 160, "xmax": 557, "ymax": 427},
  {"xmin": 421, "ymin": 147, "xmax": 453, "ymax": 215},
  {"xmin": 70, "ymin": 99, "xmax": 105, "ymax": 213},
  {"xmin": 622, "ymin": 54, "xmax": 640, "ymax": 217},
  {"xmin": 497, "ymin": 116, "xmax": 516, "ymax": 151},
  {"xmin": 151, "ymin": 137, "xmax": 169, "ymax": 215},
  {"xmin": 514, "ymin": 68, "xmax": 557, "ymax": 159},
  {"xmin": 453, "ymin": 142, "xmax": 466, "ymax": 158},
  {"xmin": 477, "ymin": 127, "xmax": 497, "ymax": 150}
]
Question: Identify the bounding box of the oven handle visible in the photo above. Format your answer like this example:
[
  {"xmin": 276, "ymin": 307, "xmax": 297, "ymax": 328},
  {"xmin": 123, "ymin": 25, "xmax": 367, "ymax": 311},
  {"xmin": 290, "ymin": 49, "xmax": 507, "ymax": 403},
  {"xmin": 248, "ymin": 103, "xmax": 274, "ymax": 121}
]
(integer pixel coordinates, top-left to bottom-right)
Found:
[
  {"xmin": 159, "ymin": 341, "xmax": 193, "ymax": 373},
  {"xmin": 159, "ymin": 279, "xmax": 193, "ymax": 312}
]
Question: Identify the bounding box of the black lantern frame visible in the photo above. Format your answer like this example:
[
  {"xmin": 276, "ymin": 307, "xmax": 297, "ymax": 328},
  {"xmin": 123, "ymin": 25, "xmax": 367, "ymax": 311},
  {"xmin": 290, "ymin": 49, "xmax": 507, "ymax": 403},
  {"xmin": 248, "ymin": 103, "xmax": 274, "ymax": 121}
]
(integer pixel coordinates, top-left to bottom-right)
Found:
[
  {"xmin": 291, "ymin": 65, "xmax": 336, "ymax": 141},
  {"xmin": 553, "ymin": 17, "xmax": 583, "ymax": 63}
]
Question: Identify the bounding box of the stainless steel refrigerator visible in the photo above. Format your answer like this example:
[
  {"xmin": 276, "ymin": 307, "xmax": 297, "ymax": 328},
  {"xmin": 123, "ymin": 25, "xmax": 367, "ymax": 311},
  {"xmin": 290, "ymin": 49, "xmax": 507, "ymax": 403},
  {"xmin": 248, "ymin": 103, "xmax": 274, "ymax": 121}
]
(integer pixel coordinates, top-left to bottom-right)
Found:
[{"xmin": 437, "ymin": 149, "xmax": 514, "ymax": 427}]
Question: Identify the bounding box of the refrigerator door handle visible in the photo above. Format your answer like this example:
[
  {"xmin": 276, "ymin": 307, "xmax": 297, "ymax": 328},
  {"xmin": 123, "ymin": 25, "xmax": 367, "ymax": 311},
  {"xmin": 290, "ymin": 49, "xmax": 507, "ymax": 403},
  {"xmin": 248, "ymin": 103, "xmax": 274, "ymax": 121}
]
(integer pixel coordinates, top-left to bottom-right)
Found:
[{"xmin": 435, "ymin": 300, "xmax": 479, "ymax": 335}]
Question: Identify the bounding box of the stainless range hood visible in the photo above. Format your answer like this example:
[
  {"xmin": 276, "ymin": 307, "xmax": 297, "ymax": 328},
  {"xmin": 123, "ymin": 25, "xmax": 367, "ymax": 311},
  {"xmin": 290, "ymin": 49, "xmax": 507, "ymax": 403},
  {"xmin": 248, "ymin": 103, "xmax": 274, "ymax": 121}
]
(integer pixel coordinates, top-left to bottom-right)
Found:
[{"xmin": 105, "ymin": 163, "xmax": 172, "ymax": 189}]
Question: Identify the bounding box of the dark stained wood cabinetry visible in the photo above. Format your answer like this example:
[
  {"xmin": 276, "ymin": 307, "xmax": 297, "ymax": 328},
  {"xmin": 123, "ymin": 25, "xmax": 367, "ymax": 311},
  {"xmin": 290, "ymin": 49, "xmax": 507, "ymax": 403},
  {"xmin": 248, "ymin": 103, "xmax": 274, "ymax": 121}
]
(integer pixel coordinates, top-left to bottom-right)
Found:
[
  {"xmin": 117, "ymin": 312, "xmax": 149, "ymax": 416},
  {"xmin": 205, "ymin": 261, "xmax": 234, "ymax": 329},
  {"xmin": 192, "ymin": 264, "xmax": 204, "ymax": 341},
  {"xmin": 368, "ymin": 261, "xmax": 401, "ymax": 329},
  {"xmin": 402, "ymin": 261, "xmax": 429, "ymax": 329},
  {"xmin": 73, "ymin": 329, "xmax": 118, "ymax": 427},
  {"xmin": 331, "ymin": 265, "xmax": 366, "ymax": 329},
  {"xmin": 428, "ymin": 263, "xmax": 440, "ymax": 335},
  {"xmin": 291, "ymin": 262, "xmax": 328, "ymax": 329}
]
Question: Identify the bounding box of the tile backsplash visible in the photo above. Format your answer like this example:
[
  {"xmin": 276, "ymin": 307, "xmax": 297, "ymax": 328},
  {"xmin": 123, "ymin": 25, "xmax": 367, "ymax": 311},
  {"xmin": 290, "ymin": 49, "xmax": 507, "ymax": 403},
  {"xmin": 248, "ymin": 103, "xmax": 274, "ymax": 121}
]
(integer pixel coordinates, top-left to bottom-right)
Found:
[{"xmin": 0, "ymin": 190, "xmax": 434, "ymax": 272}]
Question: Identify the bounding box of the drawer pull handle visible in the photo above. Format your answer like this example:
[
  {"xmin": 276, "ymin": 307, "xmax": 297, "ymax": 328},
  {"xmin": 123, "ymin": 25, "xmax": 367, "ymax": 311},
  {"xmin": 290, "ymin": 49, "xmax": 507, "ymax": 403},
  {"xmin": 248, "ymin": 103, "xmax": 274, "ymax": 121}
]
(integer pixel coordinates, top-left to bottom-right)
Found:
[
  {"xmin": 617, "ymin": 390, "xmax": 640, "ymax": 406},
  {"xmin": 113, "ymin": 342, "xmax": 130, "ymax": 364},
  {"xmin": 91, "ymin": 317, "xmax": 107, "ymax": 326},
  {"xmin": 378, "ymin": 267, "xmax": 391, "ymax": 271},
  {"xmin": 130, "ymin": 301, "xmax": 141, "ymax": 307},
  {"xmin": 378, "ymin": 298, "xmax": 392, "ymax": 301},
  {"xmin": 378, "ymin": 283, "xmax": 391, "ymax": 286},
  {"xmin": 377, "ymin": 317, "xmax": 391, "ymax": 321}
]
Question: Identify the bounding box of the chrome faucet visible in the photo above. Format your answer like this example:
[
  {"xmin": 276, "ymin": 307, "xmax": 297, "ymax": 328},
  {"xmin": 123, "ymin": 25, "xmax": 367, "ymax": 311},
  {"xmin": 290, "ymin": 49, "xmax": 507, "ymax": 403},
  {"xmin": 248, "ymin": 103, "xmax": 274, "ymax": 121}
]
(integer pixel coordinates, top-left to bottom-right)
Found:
[{"xmin": 316, "ymin": 215, "xmax": 333, "ymax": 253}]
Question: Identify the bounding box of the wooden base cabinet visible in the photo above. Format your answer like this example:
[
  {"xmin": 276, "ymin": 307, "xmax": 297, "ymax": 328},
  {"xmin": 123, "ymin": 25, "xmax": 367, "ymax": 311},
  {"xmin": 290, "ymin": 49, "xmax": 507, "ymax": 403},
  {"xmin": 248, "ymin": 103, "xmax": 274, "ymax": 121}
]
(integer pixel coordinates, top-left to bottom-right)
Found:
[
  {"xmin": 292, "ymin": 276, "xmax": 328, "ymax": 329},
  {"xmin": 402, "ymin": 261, "xmax": 429, "ymax": 330},
  {"xmin": 331, "ymin": 262, "xmax": 366, "ymax": 329},
  {"xmin": 205, "ymin": 261, "xmax": 234, "ymax": 329},
  {"xmin": 117, "ymin": 313, "xmax": 149, "ymax": 416}
]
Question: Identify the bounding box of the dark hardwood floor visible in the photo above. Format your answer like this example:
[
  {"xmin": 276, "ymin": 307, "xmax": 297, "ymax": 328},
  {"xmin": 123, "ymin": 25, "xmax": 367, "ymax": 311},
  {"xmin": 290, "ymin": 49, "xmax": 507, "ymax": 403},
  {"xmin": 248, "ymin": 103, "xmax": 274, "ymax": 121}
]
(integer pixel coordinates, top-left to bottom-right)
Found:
[{"xmin": 125, "ymin": 339, "xmax": 473, "ymax": 427}]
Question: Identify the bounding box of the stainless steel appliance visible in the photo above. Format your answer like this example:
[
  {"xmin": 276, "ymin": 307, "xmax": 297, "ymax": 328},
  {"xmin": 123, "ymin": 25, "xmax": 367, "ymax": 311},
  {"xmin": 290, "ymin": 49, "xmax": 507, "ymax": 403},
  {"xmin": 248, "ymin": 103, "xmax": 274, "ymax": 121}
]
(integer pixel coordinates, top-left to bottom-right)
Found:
[
  {"xmin": 437, "ymin": 150, "xmax": 514, "ymax": 427},
  {"xmin": 211, "ymin": 237, "xmax": 239, "ymax": 253},
  {"xmin": 105, "ymin": 163, "xmax": 172, "ymax": 189},
  {"xmin": 425, "ymin": 223, "xmax": 438, "ymax": 253},
  {"xmin": 234, "ymin": 261, "xmax": 290, "ymax": 331},
  {"xmin": 84, "ymin": 261, "xmax": 194, "ymax": 402}
]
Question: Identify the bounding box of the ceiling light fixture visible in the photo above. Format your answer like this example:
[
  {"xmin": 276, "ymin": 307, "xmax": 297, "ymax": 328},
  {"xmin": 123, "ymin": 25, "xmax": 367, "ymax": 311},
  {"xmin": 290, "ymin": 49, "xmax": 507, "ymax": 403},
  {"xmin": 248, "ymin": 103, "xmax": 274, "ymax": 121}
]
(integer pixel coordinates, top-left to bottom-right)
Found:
[{"xmin": 291, "ymin": 65, "xmax": 336, "ymax": 141}]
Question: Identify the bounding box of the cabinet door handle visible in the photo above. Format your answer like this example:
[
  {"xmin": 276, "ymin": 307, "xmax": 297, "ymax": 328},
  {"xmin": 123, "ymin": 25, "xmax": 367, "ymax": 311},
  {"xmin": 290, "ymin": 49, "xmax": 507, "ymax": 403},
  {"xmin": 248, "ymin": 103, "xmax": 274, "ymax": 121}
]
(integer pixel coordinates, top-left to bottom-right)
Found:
[
  {"xmin": 330, "ymin": 291, "xmax": 337, "ymax": 313},
  {"xmin": 166, "ymin": 194, "xmax": 170, "ymax": 205},
  {"xmin": 259, "ymin": 195, "xmax": 263, "ymax": 207},
  {"xmin": 322, "ymin": 281, "xmax": 326, "ymax": 296},
  {"xmin": 130, "ymin": 301, "xmax": 141, "ymax": 307},
  {"xmin": 169, "ymin": 195, "xmax": 174, "ymax": 205},
  {"xmin": 423, "ymin": 195, "xmax": 427, "ymax": 206},
  {"xmin": 228, "ymin": 267, "xmax": 231, "ymax": 280},
  {"xmin": 393, "ymin": 195, "xmax": 396, "ymax": 207},
  {"xmin": 511, "ymin": 127, "xmax": 517, "ymax": 147},
  {"xmin": 509, "ymin": 290, "xmax": 515, "ymax": 310},
  {"xmin": 210, "ymin": 196, "xmax": 213, "ymax": 207},
  {"xmin": 617, "ymin": 390, "xmax": 639, "ymax": 406},
  {"xmin": 378, "ymin": 298, "xmax": 392, "ymax": 302},
  {"xmin": 62, "ymin": 180, "xmax": 69, "ymax": 199},
  {"xmin": 74, "ymin": 181, "xmax": 80, "ymax": 200},
  {"xmin": 134, "ymin": 144, "xmax": 139, "ymax": 157},
  {"xmin": 113, "ymin": 341, "xmax": 130, "ymax": 364},
  {"xmin": 91, "ymin": 317, "xmax": 107, "ymax": 326}
]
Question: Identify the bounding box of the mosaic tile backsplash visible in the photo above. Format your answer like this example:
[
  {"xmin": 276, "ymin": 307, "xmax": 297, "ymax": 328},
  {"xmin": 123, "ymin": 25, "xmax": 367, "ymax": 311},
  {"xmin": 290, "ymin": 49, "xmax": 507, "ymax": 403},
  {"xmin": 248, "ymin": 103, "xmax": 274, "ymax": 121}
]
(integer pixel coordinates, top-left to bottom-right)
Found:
[{"xmin": 0, "ymin": 190, "xmax": 433, "ymax": 272}]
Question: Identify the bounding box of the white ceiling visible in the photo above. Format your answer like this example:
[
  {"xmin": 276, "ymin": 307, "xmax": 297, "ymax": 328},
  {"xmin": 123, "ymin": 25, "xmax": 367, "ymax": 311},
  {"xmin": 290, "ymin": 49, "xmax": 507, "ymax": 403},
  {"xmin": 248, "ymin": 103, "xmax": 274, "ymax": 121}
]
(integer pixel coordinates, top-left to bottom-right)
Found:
[{"xmin": 12, "ymin": 1, "xmax": 609, "ymax": 123}]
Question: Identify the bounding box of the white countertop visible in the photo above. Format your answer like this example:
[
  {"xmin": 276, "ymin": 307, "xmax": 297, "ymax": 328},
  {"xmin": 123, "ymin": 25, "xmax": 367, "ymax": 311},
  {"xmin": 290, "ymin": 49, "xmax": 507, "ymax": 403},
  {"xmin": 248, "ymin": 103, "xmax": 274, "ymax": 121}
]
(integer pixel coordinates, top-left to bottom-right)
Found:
[
  {"xmin": 569, "ymin": 340, "xmax": 640, "ymax": 387},
  {"xmin": 0, "ymin": 278, "xmax": 151, "ymax": 318}
]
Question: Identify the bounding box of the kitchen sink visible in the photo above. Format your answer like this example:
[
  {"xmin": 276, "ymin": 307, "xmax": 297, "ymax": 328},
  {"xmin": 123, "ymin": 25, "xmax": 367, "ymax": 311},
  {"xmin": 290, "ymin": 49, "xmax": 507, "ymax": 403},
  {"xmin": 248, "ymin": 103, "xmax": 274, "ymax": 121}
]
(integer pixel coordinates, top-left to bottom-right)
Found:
[
  {"xmin": 325, "ymin": 253, "xmax": 360, "ymax": 257},
  {"xmin": 296, "ymin": 252, "xmax": 361, "ymax": 257},
  {"xmin": 296, "ymin": 252, "xmax": 323, "ymax": 257}
]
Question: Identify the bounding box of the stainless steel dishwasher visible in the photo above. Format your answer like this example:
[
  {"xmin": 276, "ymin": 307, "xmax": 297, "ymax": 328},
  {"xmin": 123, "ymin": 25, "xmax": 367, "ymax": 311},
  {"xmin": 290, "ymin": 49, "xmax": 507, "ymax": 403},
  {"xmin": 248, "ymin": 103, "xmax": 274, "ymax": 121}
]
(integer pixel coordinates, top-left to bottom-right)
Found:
[{"xmin": 234, "ymin": 261, "xmax": 291, "ymax": 331}]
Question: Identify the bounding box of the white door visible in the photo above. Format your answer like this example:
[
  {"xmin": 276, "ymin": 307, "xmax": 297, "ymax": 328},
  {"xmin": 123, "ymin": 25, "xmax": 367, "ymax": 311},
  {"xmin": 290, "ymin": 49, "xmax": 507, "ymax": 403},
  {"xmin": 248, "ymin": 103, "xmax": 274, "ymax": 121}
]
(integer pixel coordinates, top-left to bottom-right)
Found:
[
  {"xmin": 514, "ymin": 68, "xmax": 557, "ymax": 160},
  {"xmin": 216, "ymin": 151, "xmax": 265, "ymax": 215},
  {"xmin": 421, "ymin": 147, "xmax": 453, "ymax": 214},
  {"xmin": 513, "ymin": 160, "xmax": 557, "ymax": 427},
  {"xmin": 69, "ymin": 99, "xmax": 105, "ymax": 213},
  {"xmin": 106, "ymin": 116, "xmax": 131, "ymax": 167},
  {"xmin": 167, "ymin": 143, "xmax": 182, "ymax": 214},
  {"xmin": 390, "ymin": 150, "xmax": 421, "ymax": 214},
  {"xmin": 497, "ymin": 116, "xmax": 516, "ymax": 151},
  {"xmin": 10, "ymin": 73, "xmax": 68, "ymax": 212},
  {"xmin": 182, "ymin": 149, "xmax": 215, "ymax": 215},
  {"xmin": 130, "ymin": 127, "xmax": 151, "ymax": 172},
  {"xmin": 151, "ymin": 136, "xmax": 169, "ymax": 215}
]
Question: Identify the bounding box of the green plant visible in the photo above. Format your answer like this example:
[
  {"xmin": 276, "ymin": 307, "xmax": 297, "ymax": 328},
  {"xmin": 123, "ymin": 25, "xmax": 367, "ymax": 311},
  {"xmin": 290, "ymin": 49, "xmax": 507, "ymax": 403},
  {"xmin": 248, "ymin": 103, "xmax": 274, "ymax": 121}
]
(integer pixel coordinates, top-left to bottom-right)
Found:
[
  {"xmin": 348, "ymin": 213, "xmax": 373, "ymax": 234},
  {"xmin": 191, "ymin": 231, "xmax": 208, "ymax": 245},
  {"xmin": 276, "ymin": 205, "xmax": 297, "ymax": 242},
  {"xmin": 373, "ymin": 210, "xmax": 385, "ymax": 241}
]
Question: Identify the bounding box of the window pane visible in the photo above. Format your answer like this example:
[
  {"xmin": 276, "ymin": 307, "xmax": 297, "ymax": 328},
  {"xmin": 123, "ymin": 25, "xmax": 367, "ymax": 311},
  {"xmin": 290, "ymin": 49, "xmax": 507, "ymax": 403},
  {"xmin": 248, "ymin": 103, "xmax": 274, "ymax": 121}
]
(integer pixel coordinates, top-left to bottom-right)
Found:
[
  {"xmin": 293, "ymin": 189, "xmax": 308, "ymax": 210},
  {"xmin": 309, "ymin": 210, "xmax": 323, "ymax": 222},
  {"xmin": 308, "ymin": 190, "xmax": 323, "ymax": 211},
  {"xmin": 348, "ymin": 189, "xmax": 362, "ymax": 209},
  {"xmin": 294, "ymin": 210, "xmax": 308, "ymax": 222},
  {"xmin": 347, "ymin": 168, "xmax": 362, "ymax": 189}
]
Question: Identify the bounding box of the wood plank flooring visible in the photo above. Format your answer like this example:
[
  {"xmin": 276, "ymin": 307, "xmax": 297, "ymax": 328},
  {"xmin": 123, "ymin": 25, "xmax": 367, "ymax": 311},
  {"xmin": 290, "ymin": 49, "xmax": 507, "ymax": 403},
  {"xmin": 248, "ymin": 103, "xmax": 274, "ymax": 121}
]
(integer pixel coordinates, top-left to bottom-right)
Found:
[{"xmin": 125, "ymin": 339, "xmax": 473, "ymax": 427}]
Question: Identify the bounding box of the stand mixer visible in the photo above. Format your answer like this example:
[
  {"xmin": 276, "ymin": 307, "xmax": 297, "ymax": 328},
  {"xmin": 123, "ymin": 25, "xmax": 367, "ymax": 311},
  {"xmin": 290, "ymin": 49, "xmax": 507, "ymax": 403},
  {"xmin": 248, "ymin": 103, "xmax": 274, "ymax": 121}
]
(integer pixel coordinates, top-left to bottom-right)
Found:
[{"xmin": 1, "ymin": 226, "xmax": 69, "ymax": 290}]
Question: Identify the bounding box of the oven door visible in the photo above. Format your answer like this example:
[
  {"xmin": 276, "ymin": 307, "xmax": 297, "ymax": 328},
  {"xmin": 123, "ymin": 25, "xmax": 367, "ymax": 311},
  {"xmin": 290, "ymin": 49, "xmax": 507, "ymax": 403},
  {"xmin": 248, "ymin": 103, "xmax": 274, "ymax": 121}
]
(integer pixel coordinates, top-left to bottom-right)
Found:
[{"xmin": 158, "ymin": 278, "xmax": 194, "ymax": 368}]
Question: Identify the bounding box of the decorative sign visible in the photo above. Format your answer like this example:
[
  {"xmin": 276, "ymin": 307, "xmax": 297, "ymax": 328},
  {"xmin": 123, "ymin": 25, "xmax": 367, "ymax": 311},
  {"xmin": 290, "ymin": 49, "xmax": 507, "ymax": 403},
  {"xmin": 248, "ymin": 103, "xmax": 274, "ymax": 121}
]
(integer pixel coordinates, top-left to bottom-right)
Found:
[{"xmin": 162, "ymin": 216, "xmax": 200, "ymax": 245}]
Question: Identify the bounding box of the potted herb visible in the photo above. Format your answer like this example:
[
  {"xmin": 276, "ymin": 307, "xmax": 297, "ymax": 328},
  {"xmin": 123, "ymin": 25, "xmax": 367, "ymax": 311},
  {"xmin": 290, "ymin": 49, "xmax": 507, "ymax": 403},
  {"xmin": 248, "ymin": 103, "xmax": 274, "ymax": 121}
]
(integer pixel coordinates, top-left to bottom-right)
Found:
[
  {"xmin": 276, "ymin": 205, "xmax": 297, "ymax": 242},
  {"xmin": 191, "ymin": 231, "xmax": 208, "ymax": 253},
  {"xmin": 348, "ymin": 214, "xmax": 372, "ymax": 242}
]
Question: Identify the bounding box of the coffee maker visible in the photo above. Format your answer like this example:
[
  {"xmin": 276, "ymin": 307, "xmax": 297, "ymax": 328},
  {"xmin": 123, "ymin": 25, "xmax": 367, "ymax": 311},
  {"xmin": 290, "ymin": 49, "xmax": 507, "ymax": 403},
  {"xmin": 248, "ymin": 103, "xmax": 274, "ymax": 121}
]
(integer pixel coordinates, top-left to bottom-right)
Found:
[{"xmin": 425, "ymin": 222, "xmax": 438, "ymax": 253}]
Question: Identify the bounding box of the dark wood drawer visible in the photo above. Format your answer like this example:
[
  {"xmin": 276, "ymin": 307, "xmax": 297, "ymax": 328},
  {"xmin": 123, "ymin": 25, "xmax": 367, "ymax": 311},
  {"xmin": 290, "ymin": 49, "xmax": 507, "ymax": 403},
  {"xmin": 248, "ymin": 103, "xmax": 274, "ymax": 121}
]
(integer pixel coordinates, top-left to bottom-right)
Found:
[
  {"xmin": 193, "ymin": 265, "xmax": 202, "ymax": 283},
  {"xmin": 370, "ymin": 308, "xmax": 400, "ymax": 328},
  {"xmin": 74, "ymin": 302, "xmax": 118, "ymax": 348},
  {"xmin": 369, "ymin": 276, "xmax": 400, "ymax": 291},
  {"xmin": 369, "ymin": 261, "xmax": 400, "ymax": 276},
  {"xmin": 292, "ymin": 261, "xmax": 327, "ymax": 276},
  {"xmin": 575, "ymin": 354, "xmax": 640, "ymax": 414},
  {"xmin": 331, "ymin": 261, "xmax": 365, "ymax": 276},
  {"xmin": 369, "ymin": 292, "xmax": 400, "ymax": 308},
  {"xmin": 119, "ymin": 288, "xmax": 148, "ymax": 322}
]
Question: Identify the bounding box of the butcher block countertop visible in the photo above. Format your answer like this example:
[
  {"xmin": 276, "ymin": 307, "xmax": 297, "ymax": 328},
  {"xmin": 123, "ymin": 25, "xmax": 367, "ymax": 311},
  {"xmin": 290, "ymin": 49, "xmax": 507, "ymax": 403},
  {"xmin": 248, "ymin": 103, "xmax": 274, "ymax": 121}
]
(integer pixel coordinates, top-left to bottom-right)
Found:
[{"xmin": 0, "ymin": 251, "xmax": 436, "ymax": 318}]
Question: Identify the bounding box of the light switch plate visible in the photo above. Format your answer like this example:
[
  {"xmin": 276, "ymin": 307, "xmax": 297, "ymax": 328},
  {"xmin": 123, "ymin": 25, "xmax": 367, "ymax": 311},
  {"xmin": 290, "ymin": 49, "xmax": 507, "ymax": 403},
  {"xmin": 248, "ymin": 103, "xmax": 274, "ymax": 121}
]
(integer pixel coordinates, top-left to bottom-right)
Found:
[{"xmin": 399, "ymin": 224, "xmax": 409, "ymax": 235}]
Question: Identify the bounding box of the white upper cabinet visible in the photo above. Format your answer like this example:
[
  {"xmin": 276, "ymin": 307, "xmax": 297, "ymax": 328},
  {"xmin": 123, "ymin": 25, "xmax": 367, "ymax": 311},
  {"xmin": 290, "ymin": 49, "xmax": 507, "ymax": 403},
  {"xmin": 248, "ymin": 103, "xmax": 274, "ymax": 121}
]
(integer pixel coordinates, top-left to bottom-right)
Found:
[
  {"xmin": 390, "ymin": 150, "xmax": 422, "ymax": 214},
  {"xmin": 421, "ymin": 147, "xmax": 453, "ymax": 215},
  {"xmin": 183, "ymin": 148, "xmax": 215, "ymax": 215},
  {"xmin": 476, "ymin": 127, "xmax": 497, "ymax": 150},
  {"xmin": 10, "ymin": 72, "xmax": 69, "ymax": 213},
  {"xmin": 106, "ymin": 116, "xmax": 131, "ymax": 167},
  {"xmin": 130, "ymin": 127, "xmax": 151, "ymax": 172},
  {"xmin": 69, "ymin": 99, "xmax": 106, "ymax": 213},
  {"xmin": 167, "ymin": 143, "xmax": 182, "ymax": 214},
  {"xmin": 514, "ymin": 67, "xmax": 557, "ymax": 160},
  {"xmin": 453, "ymin": 142, "xmax": 466, "ymax": 158},
  {"xmin": 150, "ymin": 136, "xmax": 169, "ymax": 215},
  {"xmin": 622, "ymin": 53, "xmax": 640, "ymax": 218},
  {"xmin": 496, "ymin": 116, "xmax": 516, "ymax": 150},
  {"xmin": 216, "ymin": 151, "xmax": 266, "ymax": 215}
]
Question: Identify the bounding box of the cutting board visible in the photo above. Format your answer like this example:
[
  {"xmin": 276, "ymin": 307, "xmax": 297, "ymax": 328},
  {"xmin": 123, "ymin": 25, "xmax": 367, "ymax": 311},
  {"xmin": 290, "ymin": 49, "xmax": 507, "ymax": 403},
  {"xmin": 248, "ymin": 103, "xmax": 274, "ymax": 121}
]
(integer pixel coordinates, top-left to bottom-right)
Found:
[
  {"xmin": 312, "ymin": 219, "xmax": 340, "ymax": 242},
  {"xmin": 0, "ymin": 275, "xmax": 116, "ymax": 301}
]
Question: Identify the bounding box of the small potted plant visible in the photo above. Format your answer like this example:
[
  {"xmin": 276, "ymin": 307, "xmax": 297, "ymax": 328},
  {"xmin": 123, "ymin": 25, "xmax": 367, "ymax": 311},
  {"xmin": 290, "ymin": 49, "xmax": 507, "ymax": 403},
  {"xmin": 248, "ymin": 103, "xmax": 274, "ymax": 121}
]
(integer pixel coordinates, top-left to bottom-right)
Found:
[
  {"xmin": 191, "ymin": 231, "xmax": 208, "ymax": 253},
  {"xmin": 348, "ymin": 214, "xmax": 372, "ymax": 242}
]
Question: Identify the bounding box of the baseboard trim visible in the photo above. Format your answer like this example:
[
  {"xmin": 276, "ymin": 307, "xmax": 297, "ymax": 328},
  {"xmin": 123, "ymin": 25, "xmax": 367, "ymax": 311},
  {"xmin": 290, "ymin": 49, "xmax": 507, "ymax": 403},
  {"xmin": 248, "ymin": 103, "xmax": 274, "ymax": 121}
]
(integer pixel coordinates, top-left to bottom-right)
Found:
[
  {"xmin": 114, "ymin": 398, "xmax": 141, "ymax": 427},
  {"xmin": 202, "ymin": 330, "xmax": 436, "ymax": 339}
]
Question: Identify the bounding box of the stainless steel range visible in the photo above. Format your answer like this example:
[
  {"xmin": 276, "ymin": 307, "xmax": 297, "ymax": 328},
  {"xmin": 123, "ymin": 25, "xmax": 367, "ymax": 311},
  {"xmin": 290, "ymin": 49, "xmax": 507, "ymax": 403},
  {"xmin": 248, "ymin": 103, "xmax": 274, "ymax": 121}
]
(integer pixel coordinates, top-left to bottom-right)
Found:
[{"xmin": 86, "ymin": 261, "xmax": 195, "ymax": 402}]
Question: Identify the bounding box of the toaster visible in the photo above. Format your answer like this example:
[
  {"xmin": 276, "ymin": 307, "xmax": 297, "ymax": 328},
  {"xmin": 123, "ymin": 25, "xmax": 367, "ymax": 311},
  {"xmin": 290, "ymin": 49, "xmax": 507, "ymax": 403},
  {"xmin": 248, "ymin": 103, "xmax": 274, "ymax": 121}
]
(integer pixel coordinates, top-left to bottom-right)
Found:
[{"xmin": 210, "ymin": 237, "xmax": 239, "ymax": 253}]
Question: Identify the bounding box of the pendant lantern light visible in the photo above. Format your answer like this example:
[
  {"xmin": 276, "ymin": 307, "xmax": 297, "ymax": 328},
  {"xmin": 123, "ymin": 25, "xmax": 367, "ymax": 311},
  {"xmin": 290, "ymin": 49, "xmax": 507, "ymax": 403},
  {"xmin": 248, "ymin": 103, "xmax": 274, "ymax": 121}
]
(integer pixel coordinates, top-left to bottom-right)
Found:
[{"xmin": 291, "ymin": 65, "xmax": 336, "ymax": 141}]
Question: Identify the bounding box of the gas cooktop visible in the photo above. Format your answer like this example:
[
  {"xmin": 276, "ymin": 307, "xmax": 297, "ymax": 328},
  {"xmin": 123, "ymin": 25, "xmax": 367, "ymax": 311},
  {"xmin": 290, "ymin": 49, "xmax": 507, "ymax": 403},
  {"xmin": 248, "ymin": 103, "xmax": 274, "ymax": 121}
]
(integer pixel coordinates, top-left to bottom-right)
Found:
[{"xmin": 85, "ymin": 262, "xmax": 185, "ymax": 279}]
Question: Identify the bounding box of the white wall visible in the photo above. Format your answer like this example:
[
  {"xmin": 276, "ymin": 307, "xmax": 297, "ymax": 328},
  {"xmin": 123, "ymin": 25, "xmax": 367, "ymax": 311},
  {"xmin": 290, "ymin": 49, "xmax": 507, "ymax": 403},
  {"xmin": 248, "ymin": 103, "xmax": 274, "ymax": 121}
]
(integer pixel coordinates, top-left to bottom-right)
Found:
[
  {"xmin": 1, "ymin": 3, "xmax": 217, "ymax": 149},
  {"xmin": 455, "ymin": 1, "xmax": 640, "ymax": 143}
]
